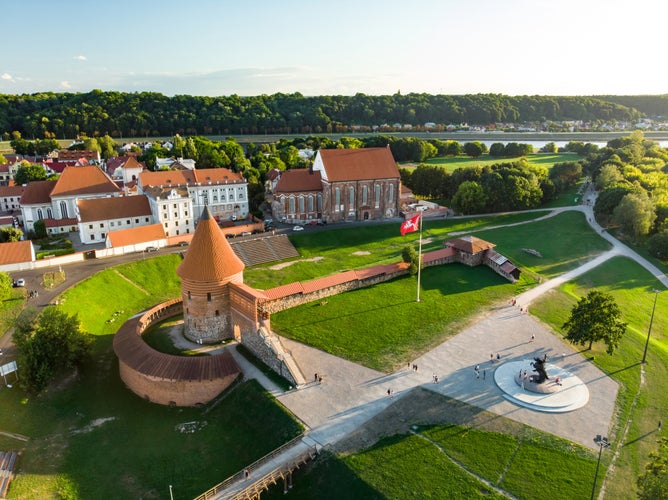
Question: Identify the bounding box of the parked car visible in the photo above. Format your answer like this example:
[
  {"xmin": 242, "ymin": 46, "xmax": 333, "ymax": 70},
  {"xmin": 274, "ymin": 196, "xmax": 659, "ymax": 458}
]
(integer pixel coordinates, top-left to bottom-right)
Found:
[
  {"xmin": 292, "ymin": 225, "xmax": 304, "ymax": 232},
  {"xmin": 14, "ymin": 278, "xmax": 25, "ymax": 287},
  {"xmin": 178, "ymin": 241, "xmax": 189, "ymax": 246},
  {"xmin": 264, "ymin": 218, "xmax": 273, "ymax": 225},
  {"xmin": 145, "ymin": 246, "xmax": 158, "ymax": 252}
]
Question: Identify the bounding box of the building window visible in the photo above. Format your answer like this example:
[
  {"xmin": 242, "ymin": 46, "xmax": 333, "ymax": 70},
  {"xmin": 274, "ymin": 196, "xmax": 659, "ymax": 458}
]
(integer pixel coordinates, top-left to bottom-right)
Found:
[
  {"xmin": 127, "ymin": 220, "xmax": 131, "ymax": 224},
  {"xmin": 349, "ymin": 186, "xmax": 355, "ymax": 205},
  {"xmin": 164, "ymin": 222, "xmax": 168, "ymax": 228},
  {"xmin": 207, "ymin": 292, "xmax": 211, "ymax": 302},
  {"xmin": 317, "ymin": 194, "xmax": 322, "ymax": 211},
  {"xmin": 90, "ymin": 235, "xmax": 95, "ymax": 241},
  {"xmin": 145, "ymin": 217, "xmax": 149, "ymax": 222},
  {"xmin": 173, "ymin": 204, "xmax": 177, "ymax": 208},
  {"xmin": 135, "ymin": 218, "xmax": 139, "ymax": 223},
  {"xmin": 362, "ymin": 185, "xmax": 368, "ymax": 205},
  {"xmin": 185, "ymin": 211, "xmax": 188, "ymax": 216},
  {"xmin": 110, "ymin": 222, "xmax": 115, "ymax": 227},
  {"xmin": 188, "ymin": 291, "xmax": 191, "ymax": 300},
  {"xmin": 215, "ymin": 310, "xmax": 220, "ymax": 316},
  {"xmin": 100, "ymin": 223, "xmax": 104, "ymax": 228},
  {"xmin": 388, "ymin": 184, "xmax": 394, "ymax": 204},
  {"xmin": 47, "ymin": 208, "xmax": 53, "ymax": 218},
  {"xmin": 375, "ymin": 184, "xmax": 381, "ymax": 204},
  {"xmin": 37, "ymin": 209, "xmax": 43, "ymax": 220},
  {"xmin": 60, "ymin": 201, "xmax": 68, "ymax": 218},
  {"xmin": 308, "ymin": 195, "xmax": 314, "ymax": 212},
  {"xmin": 289, "ymin": 196, "xmax": 295, "ymax": 214},
  {"xmin": 88, "ymin": 224, "xmax": 93, "ymax": 229},
  {"xmin": 334, "ymin": 188, "xmax": 340, "ymax": 209},
  {"xmin": 298, "ymin": 196, "xmax": 305, "ymax": 213}
]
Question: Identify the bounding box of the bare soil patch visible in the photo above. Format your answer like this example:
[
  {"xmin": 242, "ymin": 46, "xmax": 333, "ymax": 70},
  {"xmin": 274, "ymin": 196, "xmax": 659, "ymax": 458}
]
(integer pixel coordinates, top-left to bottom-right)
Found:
[{"xmin": 269, "ymin": 256, "xmax": 324, "ymax": 271}]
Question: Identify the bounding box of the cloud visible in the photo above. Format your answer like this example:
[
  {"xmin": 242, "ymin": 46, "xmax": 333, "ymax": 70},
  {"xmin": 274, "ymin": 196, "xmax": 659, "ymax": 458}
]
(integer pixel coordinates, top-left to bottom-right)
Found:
[
  {"xmin": 60, "ymin": 81, "xmax": 72, "ymax": 89},
  {"xmin": 1, "ymin": 73, "xmax": 14, "ymax": 82},
  {"xmin": 74, "ymin": 55, "xmax": 87, "ymax": 61}
]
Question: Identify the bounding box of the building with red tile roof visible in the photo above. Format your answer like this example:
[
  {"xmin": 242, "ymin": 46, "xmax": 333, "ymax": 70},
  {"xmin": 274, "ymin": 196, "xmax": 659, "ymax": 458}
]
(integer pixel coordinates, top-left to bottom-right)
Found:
[
  {"xmin": 272, "ymin": 169, "xmax": 323, "ymax": 223},
  {"xmin": 105, "ymin": 223, "xmax": 165, "ymax": 250},
  {"xmin": 78, "ymin": 196, "xmax": 153, "ymax": 245},
  {"xmin": 0, "ymin": 240, "xmax": 35, "ymax": 269},
  {"xmin": 138, "ymin": 167, "xmax": 248, "ymax": 223},
  {"xmin": 49, "ymin": 165, "xmax": 121, "ymax": 228},
  {"xmin": 19, "ymin": 180, "xmax": 57, "ymax": 232},
  {"xmin": 142, "ymin": 186, "xmax": 193, "ymax": 238},
  {"xmin": 444, "ymin": 235, "xmax": 520, "ymax": 281},
  {"xmin": 273, "ymin": 147, "xmax": 401, "ymax": 223},
  {"xmin": 57, "ymin": 149, "xmax": 100, "ymax": 163}
]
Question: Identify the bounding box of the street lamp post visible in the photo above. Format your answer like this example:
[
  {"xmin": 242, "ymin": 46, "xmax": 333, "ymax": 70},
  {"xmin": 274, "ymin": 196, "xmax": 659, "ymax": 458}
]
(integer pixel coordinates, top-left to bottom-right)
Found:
[
  {"xmin": 590, "ymin": 435, "xmax": 610, "ymax": 500},
  {"xmin": 642, "ymin": 290, "xmax": 661, "ymax": 364}
]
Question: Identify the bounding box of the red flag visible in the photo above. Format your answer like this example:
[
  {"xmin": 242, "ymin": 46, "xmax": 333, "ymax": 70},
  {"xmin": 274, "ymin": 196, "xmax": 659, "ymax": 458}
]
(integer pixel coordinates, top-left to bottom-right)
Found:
[{"xmin": 400, "ymin": 214, "xmax": 421, "ymax": 235}]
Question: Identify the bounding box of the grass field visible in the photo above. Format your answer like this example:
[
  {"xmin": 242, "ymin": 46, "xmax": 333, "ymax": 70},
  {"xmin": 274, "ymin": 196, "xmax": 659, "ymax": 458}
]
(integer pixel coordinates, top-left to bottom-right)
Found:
[
  {"xmin": 411, "ymin": 152, "xmax": 584, "ymax": 173},
  {"xmin": 2, "ymin": 208, "xmax": 662, "ymax": 499}
]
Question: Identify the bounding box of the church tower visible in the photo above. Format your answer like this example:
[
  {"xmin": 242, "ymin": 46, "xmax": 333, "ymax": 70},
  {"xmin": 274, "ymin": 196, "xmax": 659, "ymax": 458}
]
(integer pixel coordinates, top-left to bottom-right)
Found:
[{"xmin": 176, "ymin": 206, "xmax": 245, "ymax": 343}]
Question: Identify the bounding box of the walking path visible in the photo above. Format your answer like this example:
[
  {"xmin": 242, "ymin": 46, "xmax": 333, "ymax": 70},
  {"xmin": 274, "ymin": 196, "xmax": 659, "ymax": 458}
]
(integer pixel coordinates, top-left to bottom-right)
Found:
[{"xmin": 209, "ymin": 197, "xmax": 667, "ymax": 498}]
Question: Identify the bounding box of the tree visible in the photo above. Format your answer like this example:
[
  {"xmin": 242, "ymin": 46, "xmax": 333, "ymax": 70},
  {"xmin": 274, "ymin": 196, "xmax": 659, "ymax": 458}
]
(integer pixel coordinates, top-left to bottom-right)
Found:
[
  {"xmin": 637, "ymin": 437, "xmax": 668, "ymax": 499},
  {"xmin": 647, "ymin": 231, "xmax": 668, "ymax": 260},
  {"xmin": 33, "ymin": 219, "xmax": 47, "ymax": 239},
  {"xmin": 451, "ymin": 181, "xmax": 487, "ymax": 214},
  {"xmin": 0, "ymin": 272, "xmax": 12, "ymax": 300},
  {"xmin": 613, "ymin": 191, "xmax": 656, "ymax": 242},
  {"xmin": 13, "ymin": 307, "xmax": 92, "ymax": 393},
  {"xmin": 562, "ymin": 290, "xmax": 627, "ymax": 354},
  {"xmin": 0, "ymin": 227, "xmax": 23, "ymax": 243},
  {"xmin": 489, "ymin": 143, "xmax": 505, "ymax": 157},
  {"xmin": 13, "ymin": 162, "xmax": 47, "ymax": 185},
  {"xmin": 463, "ymin": 141, "xmax": 486, "ymax": 158},
  {"xmin": 540, "ymin": 142, "xmax": 558, "ymax": 153},
  {"xmin": 401, "ymin": 245, "xmax": 419, "ymax": 275}
]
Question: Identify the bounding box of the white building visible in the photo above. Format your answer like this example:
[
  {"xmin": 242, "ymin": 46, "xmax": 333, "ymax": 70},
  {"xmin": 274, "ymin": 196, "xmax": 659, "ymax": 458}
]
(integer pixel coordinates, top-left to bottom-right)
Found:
[
  {"xmin": 138, "ymin": 168, "xmax": 249, "ymax": 222},
  {"xmin": 142, "ymin": 186, "xmax": 194, "ymax": 237},
  {"xmin": 77, "ymin": 196, "xmax": 153, "ymax": 244}
]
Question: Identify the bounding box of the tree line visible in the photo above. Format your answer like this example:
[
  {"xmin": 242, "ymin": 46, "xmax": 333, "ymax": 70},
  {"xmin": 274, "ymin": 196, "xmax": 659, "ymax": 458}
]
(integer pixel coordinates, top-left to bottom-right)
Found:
[{"xmin": 0, "ymin": 90, "xmax": 652, "ymax": 140}]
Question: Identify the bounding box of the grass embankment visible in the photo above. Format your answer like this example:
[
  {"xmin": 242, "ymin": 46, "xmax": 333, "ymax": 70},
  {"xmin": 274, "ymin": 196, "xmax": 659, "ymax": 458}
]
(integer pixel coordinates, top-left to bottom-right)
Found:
[
  {"xmin": 0, "ymin": 288, "xmax": 25, "ymax": 337},
  {"xmin": 1, "ymin": 254, "xmax": 302, "ymax": 498}
]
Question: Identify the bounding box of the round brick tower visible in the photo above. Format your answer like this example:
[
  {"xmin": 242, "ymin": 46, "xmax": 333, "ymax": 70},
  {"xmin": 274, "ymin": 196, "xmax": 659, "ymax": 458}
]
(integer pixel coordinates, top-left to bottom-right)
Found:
[{"xmin": 176, "ymin": 207, "xmax": 245, "ymax": 343}]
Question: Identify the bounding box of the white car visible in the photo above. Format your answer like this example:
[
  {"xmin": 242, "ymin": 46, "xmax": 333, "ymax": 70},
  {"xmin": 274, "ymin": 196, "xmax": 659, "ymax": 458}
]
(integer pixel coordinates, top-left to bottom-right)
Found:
[
  {"xmin": 292, "ymin": 225, "xmax": 304, "ymax": 231},
  {"xmin": 15, "ymin": 278, "xmax": 25, "ymax": 287}
]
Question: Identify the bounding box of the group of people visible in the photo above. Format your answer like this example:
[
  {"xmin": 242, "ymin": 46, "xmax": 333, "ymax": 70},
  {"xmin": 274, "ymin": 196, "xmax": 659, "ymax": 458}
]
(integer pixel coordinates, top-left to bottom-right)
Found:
[{"xmin": 28, "ymin": 290, "xmax": 39, "ymax": 299}]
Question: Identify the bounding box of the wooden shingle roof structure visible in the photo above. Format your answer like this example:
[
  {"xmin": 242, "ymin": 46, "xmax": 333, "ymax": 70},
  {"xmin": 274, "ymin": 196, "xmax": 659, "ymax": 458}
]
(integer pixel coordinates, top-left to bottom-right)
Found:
[
  {"xmin": 445, "ymin": 235, "xmax": 496, "ymax": 255},
  {"xmin": 177, "ymin": 206, "xmax": 244, "ymax": 282}
]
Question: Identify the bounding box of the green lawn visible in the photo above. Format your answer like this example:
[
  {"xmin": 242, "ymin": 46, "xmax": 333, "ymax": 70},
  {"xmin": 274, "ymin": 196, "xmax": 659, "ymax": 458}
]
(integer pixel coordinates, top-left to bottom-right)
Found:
[
  {"xmin": 0, "ymin": 287, "xmax": 25, "ymax": 337},
  {"xmin": 410, "ymin": 152, "xmax": 583, "ymax": 173},
  {"xmin": 530, "ymin": 256, "xmax": 668, "ymax": 499},
  {"xmin": 263, "ymin": 415, "xmax": 597, "ymax": 500},
  {"xmin": 272, "ymin": 264, "xmax": 525, "ymax": 372},
  {"xmin": 2, "ymin": 253, "xmax": 302, "ymax": 499}
]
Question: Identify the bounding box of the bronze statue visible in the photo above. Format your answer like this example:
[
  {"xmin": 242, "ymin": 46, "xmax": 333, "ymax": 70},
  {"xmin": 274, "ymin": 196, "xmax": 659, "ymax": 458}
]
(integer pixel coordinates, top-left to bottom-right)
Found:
[{"xmin": 530, "ymin": 355, "xmax": 549, "ymax": 384}]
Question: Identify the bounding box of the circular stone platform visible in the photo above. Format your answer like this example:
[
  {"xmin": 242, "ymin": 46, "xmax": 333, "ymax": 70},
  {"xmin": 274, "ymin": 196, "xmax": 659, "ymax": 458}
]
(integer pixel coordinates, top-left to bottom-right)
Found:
[{"xmin": 494, "ymin": 360, "xmax": 589, "ymax": 413}]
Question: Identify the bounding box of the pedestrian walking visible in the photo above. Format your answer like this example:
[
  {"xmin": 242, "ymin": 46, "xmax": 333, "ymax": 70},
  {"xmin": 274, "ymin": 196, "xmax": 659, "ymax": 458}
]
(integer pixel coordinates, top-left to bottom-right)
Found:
[
  {"xmin": 490, "ymin": 353, "xmax": 494, "ymax": 362},
  {"xmin": 659, "ymin": 420, "xmax": 662, "ymax": 431},
  {"xmin": 496, "ymin": 353, "xmax": 500, "ymax": 361},
  {"xmin": 387, "ymin": 388, "xmax": 392, "ymax": 397},
  {"xmin": 434, "ymin": 374, "xmax": 439, "ymax": 383},
  {"xmin": 244, "ymin": 469, "xmax": 250, "ymax": 480},
  {"xmin": 530, "ymin": 334, "xmax": 535, "ymax": 342},
  {"xmin": 483, "ymin": 369, "xmax": 486, "ymax": 380},
  {"xmin": 315, "ymin": 373, "xmax": 318, "ymax": 382}
]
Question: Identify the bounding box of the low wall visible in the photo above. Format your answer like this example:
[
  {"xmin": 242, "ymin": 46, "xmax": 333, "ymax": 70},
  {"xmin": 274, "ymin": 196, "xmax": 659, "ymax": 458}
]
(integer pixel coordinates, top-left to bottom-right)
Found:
[
  {"xmin": 260, "ymin": 268, "xmax": 409, "ymax": 314},
  {"xmin": 113, "ymin": 298, "xmax": 241, "ymax": 407}
]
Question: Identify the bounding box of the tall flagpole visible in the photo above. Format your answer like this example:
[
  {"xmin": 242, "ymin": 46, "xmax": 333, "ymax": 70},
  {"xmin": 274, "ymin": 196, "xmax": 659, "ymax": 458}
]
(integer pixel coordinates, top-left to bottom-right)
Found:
[{"xmin": 416, "ymin": 214, "xmax": 423, "ymax": 302}]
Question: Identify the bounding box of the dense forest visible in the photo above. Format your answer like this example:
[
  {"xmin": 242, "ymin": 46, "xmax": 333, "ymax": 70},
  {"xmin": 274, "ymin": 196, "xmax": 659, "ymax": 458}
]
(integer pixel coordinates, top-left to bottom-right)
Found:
[{"xmin": 3, "ymin": 91, "xmax": 667, "ymax": 140}]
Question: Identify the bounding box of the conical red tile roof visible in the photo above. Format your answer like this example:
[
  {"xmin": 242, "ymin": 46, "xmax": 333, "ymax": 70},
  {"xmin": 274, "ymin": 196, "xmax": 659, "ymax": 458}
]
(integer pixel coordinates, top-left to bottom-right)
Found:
[{"xmin": 177, "ymin": 207, "xmax": 244, "ymax": 281}]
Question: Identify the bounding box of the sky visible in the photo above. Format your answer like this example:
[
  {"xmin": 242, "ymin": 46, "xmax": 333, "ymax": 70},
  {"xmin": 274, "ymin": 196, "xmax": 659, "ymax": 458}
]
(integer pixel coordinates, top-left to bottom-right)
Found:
[{"xmin": 2, "ymin": 0, "xmax": 667, "ymax": 97}]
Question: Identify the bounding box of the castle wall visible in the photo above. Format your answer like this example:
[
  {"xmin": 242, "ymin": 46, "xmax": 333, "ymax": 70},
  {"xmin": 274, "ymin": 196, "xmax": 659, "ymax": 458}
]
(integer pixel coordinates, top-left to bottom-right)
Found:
[{"xmin": 260, "ymin": 267, "xmax": 410, "ymax": 314}]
